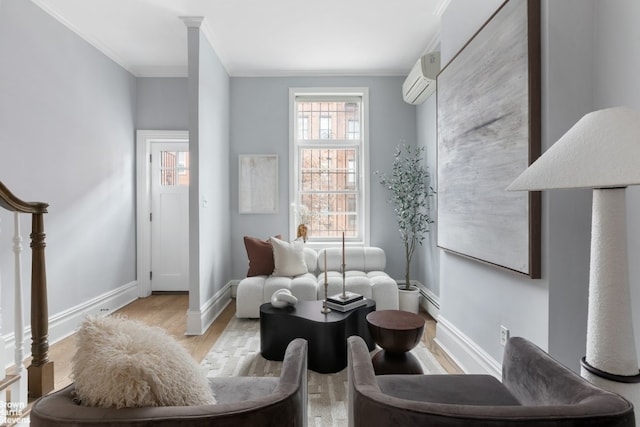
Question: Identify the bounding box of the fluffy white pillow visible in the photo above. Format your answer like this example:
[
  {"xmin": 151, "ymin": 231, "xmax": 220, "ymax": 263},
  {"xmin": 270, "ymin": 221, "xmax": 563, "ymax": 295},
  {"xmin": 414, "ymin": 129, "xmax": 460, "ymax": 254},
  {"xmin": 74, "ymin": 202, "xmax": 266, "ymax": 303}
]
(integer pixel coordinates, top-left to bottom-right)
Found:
[
  {"xmin": 270, "ymin": 237, "xmax": 308, "ymax": 277},
  {"xmin": 71, "ymin": 315, "xmax": 216, "ymax": 408}
]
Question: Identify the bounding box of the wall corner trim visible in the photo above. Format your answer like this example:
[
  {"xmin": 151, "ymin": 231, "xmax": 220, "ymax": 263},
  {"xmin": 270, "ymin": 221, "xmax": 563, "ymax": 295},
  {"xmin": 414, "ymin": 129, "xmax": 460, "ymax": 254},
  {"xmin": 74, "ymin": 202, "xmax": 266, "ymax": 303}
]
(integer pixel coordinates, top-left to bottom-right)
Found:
[
  {"xmin": 435, "ymin": 315, "xmax": 502, "ymax": 379},
  {"xmin": 185, "ymin": 283, "xmax": 233, "ymax": 335}
]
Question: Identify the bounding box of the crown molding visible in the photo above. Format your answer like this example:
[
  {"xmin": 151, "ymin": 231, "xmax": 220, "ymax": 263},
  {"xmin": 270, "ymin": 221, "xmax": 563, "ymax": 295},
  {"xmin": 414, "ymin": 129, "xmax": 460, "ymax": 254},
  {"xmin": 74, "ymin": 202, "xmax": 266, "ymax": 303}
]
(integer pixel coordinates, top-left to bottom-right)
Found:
[
  {"xmin": 134, "ymin": 65, "xmax": 188, "ymax": 78},
  {"xmin": 421, "ymin": 31, "xmax": 442, "ymax": 56},
  {"xmin": 433, "ymin": 0, "xmax": 452, "ymax": 17},
  {"xmin": 31, "ymin": 0, "xmax": 141, "ymax": 76},
  {"xmin": 179, "ymin": 16, "xmax": 204, "ymax": 28}
]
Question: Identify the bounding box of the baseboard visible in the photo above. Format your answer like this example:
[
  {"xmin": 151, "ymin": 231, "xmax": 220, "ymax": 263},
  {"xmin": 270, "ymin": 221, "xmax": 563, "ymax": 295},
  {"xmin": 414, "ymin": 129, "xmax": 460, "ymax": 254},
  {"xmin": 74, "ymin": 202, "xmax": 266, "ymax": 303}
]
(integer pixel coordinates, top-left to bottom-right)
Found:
[
  {"xmin": 414, "ymin": 281, "xmax": 440, "ymax": 319},
  {"xmin": 435, "ymin": 315, "xmax": 502, "ymax": 378},
  {"xmin": 3, "ymin": 280, "xmax": 138, "ymax": 369},
  {"xmin": 229, "ymin": 279, "xmax": 241, "ymax": 298},
  {"xmin": 186, "ymin": 282, "xmax": 232, "ymax": 335}
]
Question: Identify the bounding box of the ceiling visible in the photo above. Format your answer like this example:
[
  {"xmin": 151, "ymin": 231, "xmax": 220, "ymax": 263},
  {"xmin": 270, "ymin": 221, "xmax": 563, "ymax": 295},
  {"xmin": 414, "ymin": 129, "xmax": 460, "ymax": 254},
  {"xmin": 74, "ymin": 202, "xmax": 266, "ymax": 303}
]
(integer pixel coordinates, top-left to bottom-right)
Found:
[{"xmin": 32, "ymin": 0, "xmax": 449, "ymax": 78}]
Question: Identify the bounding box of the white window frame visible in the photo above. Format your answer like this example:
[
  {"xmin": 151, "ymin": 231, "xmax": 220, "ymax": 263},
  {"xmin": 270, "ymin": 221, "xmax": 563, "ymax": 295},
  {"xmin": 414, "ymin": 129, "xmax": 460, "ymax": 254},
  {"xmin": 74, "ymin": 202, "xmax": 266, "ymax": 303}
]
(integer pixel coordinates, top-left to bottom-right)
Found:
[{"xmin": 289, "ymin": 87, "xmax": 370, "ymax": 247}]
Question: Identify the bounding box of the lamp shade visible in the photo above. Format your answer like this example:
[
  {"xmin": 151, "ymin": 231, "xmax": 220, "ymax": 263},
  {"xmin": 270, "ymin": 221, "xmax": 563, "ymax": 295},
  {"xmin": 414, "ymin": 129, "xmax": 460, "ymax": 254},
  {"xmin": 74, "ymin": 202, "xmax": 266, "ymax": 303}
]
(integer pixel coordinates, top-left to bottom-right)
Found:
[{"xmin": 507, "ymin": 107, "xmax": 640, "ymax": 191}]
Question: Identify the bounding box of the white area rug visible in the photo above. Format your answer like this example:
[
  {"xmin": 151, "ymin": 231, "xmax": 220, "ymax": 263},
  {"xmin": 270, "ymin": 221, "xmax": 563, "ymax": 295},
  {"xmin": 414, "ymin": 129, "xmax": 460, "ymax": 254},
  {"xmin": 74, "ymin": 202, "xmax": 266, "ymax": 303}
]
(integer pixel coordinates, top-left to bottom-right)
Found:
[{"xmin": 202, "ymin": 316, "xmax": 446, "ymax": 427}]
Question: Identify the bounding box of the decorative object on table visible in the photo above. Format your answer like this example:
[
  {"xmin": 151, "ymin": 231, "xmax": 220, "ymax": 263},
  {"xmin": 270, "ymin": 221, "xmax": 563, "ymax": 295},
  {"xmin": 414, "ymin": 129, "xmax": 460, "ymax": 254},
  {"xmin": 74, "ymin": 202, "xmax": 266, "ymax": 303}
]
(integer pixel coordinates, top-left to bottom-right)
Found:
[
  {"xmin": 507, "ymin": 106, "xmax": 640, "ymax": 419},
  {"xmin": 239, "ymin": 154, "xmax": 278, "ymax": 214},
  {"xmin": 329, "ymin": 231, "xmax": 364, "ymax": 306},
  {"xmin": 326, "ymin": 296, "xmax": 368, "ymax": 312},
  {"xmin": 437, "ymin": 0, "xmax": 541, "ymax": 278},
  {"xmin": 270, "ymin": 289, "xmax": 298, "ymax": 308},
  {"xmin": 342, "ymin": 232, "xmax": 347, "ymax": 297},
  {"xmin": 321, "ymin": 250, "xmax": 331, "ymax": 314},
  {"xmin": 377, "ymin": 144, "xmax": 434, "ymax": 312},
  {"xmin": 327, "ymin": 292, "xmax": 364, "ymax": 305}
]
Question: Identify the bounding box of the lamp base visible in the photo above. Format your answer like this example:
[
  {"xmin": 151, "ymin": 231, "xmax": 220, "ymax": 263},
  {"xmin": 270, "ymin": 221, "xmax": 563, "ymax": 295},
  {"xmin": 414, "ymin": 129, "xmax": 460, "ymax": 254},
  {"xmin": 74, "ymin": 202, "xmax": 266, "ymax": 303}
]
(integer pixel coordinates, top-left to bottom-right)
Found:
[
  {"xmin": 583, "ymin": 188, "xmax": 640, "ymax": 425},
  {"xmin": 581, "ymin": 361, "xmax": 640, "ymax": 424},
  {"xmin": 581, "ymin": 357, "xmax": 640, "ymax": 384}
]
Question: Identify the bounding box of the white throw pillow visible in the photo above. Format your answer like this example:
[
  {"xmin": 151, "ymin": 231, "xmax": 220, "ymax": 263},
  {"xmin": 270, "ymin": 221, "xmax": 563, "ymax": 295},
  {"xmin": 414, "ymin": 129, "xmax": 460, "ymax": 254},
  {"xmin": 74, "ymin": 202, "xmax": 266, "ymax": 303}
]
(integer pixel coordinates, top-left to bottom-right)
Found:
[
  {"xmin": 71, "ymin": 315, "xmax": 216, "ymax": 408},
  {"xmin": 270, "ymin": 237, "xmax": 308, "ymax": 277}
]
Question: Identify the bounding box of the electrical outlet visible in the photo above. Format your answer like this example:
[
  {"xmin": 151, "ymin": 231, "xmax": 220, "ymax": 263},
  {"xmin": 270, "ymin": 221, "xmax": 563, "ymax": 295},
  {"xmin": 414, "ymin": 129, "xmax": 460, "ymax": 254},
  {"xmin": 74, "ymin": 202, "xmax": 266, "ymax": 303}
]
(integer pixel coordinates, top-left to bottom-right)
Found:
[
  {"xmin": 500, "ymin": 325, "xmax": 510, "ymax": 346},
  {"xmin": 100, "ymin": 308, "xmax": 110, "ymax": 312}
]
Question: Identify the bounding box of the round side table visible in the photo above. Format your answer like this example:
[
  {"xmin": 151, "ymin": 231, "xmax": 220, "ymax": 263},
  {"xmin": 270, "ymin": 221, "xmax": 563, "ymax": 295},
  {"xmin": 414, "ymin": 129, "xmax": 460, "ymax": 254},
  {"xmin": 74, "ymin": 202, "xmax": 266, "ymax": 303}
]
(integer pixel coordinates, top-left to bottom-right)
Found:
[{"xmin": 366, "ymin": 309, "xmax": 425, "ymax": 375}]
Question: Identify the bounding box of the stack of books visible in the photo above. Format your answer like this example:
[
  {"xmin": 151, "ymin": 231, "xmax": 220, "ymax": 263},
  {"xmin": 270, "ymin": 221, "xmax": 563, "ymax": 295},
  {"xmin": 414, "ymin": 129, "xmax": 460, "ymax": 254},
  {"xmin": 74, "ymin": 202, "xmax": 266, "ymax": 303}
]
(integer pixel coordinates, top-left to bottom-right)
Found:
[{"xmin": 326, "ymin": 292, "xmax": 367, "ymax": 312}]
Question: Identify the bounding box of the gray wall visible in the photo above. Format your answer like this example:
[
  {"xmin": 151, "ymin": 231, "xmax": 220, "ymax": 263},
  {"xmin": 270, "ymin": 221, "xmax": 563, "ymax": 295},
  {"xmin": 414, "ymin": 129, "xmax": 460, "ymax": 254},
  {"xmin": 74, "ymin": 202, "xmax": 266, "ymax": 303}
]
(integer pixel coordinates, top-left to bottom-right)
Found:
[
  {"xmin": 0, "ymin": 0, "xmax": 136, "ymax": 330},
  {"xmin": 229, "ymin": 76, "xmax": 417, "ymax": 281},
  {"xmin": 543, "ymin": 0, "xmax": 594, "ymax": 372},
  {"xmin": 136, "ymin": 78, "xmax": 188, "ymax": 130},
  {"xmin": 416, "ymin": 94, "xmax": 439, "ymax": 296},
  {"xmin": 186, "ymin": 26, "xmax": 231, "ymax": 323},
  {"xmin": 431, "ymin": 0, "xmax": 550, "ymax": 369},
  {"xmin": 592, "ymin": 0, "xmax": 640, "ymax": 364}
]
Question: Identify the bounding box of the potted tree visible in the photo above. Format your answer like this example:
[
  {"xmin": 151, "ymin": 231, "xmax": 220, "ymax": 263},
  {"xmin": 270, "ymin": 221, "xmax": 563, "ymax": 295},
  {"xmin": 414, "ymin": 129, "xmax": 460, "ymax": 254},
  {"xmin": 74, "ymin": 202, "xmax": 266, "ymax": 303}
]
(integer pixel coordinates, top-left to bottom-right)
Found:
[{"xmin": 377, "ymin": 144, "xmax": 434, "ymax": 313}]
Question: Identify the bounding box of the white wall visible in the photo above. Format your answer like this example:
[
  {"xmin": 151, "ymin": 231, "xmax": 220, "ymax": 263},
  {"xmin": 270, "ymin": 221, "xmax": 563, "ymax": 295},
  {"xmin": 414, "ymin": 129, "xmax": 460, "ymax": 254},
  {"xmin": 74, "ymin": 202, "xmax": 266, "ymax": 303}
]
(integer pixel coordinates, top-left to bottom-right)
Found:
[
  {"xmin": 229, "ymin": 77, "xmax": 417, "ymax": 281},
  {"xmin": 0, "ymin": 0, "xmax": 136, "ymax": 333}
]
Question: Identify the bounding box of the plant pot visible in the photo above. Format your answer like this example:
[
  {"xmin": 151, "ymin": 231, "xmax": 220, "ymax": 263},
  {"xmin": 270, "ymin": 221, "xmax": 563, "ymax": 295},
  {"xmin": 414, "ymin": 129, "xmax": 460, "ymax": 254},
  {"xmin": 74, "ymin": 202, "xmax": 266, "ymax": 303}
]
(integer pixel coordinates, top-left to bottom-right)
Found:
[{"xmin": 398, "ymin": 285, "xmax": 420, "ymax": 313}]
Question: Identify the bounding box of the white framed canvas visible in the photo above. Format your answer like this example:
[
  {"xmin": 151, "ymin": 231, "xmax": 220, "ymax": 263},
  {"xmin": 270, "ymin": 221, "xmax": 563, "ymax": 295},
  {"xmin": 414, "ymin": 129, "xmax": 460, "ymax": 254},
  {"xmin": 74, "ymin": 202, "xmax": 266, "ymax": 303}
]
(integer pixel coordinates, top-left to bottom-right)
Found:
[
  {"xmin": 436, "ymin": 0, "xmax": 541, "ymax": 278},
  {"xmin": 239, "ymin": 155, "xmax": 278, "ymax": 214}
]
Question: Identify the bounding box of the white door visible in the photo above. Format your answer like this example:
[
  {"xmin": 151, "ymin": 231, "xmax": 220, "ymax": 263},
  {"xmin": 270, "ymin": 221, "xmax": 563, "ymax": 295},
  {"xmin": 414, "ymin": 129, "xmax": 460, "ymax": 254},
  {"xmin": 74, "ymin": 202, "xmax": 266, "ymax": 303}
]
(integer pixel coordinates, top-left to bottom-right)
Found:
[{"xmin": 150, "ymin": 142, "xmax": 189, "ymax": 291}]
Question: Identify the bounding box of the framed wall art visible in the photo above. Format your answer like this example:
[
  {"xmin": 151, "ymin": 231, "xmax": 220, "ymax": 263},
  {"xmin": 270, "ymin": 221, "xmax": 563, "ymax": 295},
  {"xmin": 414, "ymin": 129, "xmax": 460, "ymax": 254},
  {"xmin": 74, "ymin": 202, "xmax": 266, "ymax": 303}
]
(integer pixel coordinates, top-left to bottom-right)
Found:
[
  {"xmin": 239, "ymin": 154, "xmax": 278, "ymax": 214},
  {"xmin": 436, "ymin": 0, "xmax": 541, "ymax": 278}
]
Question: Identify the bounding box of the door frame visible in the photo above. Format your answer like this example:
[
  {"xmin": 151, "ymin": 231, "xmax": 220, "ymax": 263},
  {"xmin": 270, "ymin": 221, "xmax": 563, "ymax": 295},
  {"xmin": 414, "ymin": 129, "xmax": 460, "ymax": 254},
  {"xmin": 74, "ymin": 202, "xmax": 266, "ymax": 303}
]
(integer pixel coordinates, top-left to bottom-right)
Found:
[{"xmin": 136, "ymin": 130, "xmax": 189, "ymax": 297}]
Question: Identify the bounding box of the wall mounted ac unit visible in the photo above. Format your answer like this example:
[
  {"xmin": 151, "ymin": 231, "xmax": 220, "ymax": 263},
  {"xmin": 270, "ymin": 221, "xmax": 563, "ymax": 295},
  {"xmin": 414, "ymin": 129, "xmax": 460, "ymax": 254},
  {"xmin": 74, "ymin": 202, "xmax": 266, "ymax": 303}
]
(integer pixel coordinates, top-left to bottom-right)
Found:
[{"xmin": 402, "ymin": 52, "xmax": 441, "ymax": 105}]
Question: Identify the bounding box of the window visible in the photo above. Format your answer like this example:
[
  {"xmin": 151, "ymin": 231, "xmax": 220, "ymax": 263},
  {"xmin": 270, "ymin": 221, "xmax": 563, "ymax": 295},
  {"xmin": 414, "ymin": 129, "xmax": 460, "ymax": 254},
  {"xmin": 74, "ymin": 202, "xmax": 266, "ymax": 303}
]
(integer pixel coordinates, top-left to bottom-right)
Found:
[
  {"xmin": 298, "ymin": 116, "xmax": 309, "ymax": 139},
  {"xmin": 290, "ymin": 88, "xmax": 369, "ymax": 245},
  {"xmin": 160, "ymin": 150, "xmax": 189, "ymax": 186},
  {"xmin": 319, "ymin": 116, "xmax": 332, "ymax": 139}
]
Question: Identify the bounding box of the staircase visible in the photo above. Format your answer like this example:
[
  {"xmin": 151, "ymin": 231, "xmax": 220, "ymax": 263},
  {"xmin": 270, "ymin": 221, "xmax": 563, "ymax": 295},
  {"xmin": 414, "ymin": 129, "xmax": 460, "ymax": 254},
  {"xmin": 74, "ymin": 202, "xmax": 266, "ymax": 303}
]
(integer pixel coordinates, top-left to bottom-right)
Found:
[{"xmin": 0, "ymin": 180, "xmax": 53, "ymax": 423}]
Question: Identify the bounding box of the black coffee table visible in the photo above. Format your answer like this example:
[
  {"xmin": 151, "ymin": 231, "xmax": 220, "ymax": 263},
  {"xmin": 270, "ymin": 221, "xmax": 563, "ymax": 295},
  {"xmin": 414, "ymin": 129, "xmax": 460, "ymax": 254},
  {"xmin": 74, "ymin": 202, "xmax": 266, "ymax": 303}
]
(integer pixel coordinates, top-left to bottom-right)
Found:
[{"xmin": 260, "ymin": 299, "xmax": 376, "ymax": 373}]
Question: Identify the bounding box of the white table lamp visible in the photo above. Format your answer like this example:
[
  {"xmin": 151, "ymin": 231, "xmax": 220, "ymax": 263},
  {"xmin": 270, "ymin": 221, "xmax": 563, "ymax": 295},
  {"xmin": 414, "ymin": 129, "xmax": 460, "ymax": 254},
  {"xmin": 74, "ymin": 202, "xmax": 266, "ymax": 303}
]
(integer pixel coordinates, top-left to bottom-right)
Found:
[{"xmin": 507, "ymin": 106, "xmax": 640, "ymax": 413}]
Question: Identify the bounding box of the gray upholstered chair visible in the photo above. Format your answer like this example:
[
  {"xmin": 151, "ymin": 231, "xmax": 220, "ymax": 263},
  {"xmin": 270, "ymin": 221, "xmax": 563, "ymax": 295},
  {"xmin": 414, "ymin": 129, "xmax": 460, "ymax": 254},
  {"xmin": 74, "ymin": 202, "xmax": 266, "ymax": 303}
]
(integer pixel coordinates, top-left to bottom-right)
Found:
[
  {"xmin": 31, "ymin": 338, "xmax": 308, "ymax": 427},
  {"xmin": 347, "ymin": 335, "xmax": 634, "ymax": 426}
]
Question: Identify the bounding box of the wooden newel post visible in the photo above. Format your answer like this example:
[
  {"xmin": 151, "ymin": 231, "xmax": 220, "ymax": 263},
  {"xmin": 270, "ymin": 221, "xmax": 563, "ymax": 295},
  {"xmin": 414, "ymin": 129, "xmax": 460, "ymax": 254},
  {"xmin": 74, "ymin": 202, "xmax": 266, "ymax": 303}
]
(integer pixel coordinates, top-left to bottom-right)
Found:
[{"xmin": 27, "ymin": 212, "xmax": 54, "ymax": 398}]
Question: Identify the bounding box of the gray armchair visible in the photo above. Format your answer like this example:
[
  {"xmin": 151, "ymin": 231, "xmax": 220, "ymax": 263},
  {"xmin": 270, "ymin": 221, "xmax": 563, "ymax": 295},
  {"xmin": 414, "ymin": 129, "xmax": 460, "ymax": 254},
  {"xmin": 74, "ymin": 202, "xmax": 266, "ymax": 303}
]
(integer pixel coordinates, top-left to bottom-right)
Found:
[
  {"xmin": 31, "ymin": 338, "xmax": 308, "ymax": 427},
  {"xmin": 347, "ymin": 335, "xmax": 634, "ymax": 426}
]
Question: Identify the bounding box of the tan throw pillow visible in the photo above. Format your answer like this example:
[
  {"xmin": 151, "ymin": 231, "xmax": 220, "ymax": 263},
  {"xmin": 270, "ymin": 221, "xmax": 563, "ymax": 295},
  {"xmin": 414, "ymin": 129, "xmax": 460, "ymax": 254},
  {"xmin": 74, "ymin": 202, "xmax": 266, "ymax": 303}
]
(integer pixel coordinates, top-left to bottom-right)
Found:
[
  {"xmin": 243, "ymin": 235, "xmax": 282, "ymax": 277},
  {"xmin": 270, "ymin": 237, "xmax": 308, "ymax": 277},
  {"xmin": 71, "ymin": 315, "xmax": 216, "ymax": 408}
]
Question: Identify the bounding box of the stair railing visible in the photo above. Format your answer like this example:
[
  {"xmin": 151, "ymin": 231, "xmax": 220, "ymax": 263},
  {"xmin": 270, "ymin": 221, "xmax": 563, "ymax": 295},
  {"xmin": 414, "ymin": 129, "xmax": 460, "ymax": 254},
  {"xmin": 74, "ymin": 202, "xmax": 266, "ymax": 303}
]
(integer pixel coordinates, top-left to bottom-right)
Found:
[{"xmin": 0, "ymin": 180, "xmax": 52, "ymax": 403}]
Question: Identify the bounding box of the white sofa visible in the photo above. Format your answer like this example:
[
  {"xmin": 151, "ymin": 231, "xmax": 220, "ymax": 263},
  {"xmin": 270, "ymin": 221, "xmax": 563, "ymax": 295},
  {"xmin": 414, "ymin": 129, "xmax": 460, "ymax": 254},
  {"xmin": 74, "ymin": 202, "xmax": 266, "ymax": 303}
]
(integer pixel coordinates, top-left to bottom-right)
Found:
[
  {"xmin": 236, "ymin": 247, "xmax": 318, "ymax": 318},
  {"xmin": 317, "ymin": 247, "xmax": 398, "ymax": 311},
  {"xmin": 236, "ymin": 246, "xmax": 399, "ymax": 318}
]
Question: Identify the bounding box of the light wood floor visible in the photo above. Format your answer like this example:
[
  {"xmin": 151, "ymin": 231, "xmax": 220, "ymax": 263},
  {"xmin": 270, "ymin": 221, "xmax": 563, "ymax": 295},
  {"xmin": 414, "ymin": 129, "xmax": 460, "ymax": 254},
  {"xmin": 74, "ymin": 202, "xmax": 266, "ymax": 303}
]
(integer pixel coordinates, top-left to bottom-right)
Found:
[{"xmin": 48, "ymin": 294, "xmax": 462, "ymax": 392}]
